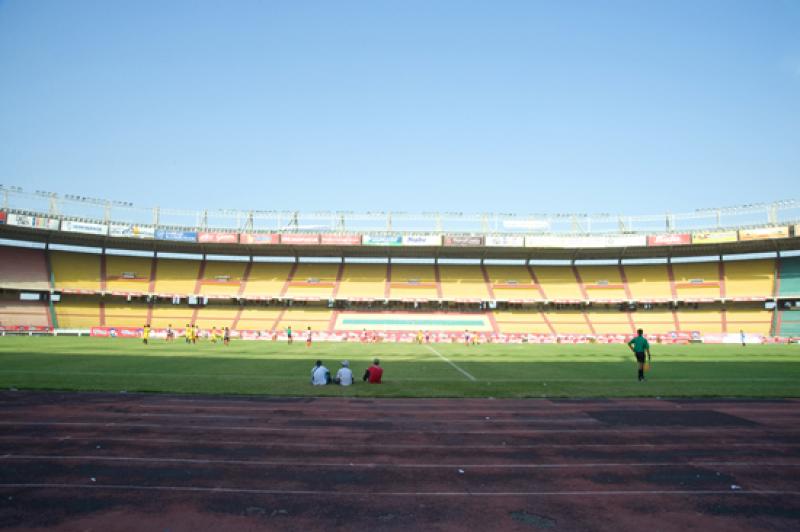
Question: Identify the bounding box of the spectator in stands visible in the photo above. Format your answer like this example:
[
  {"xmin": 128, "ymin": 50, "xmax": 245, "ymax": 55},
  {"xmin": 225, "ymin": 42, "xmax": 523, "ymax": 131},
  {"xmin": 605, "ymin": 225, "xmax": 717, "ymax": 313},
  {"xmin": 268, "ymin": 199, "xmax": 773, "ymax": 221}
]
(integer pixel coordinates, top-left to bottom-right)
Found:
[
  {"xmin": 335, "ymin": 360, "xmax": 354, "ymax": 386},
  {"xmin": 311, "ymin": 360, "xmax": 330, "ymax": 385},
  {"xmin": 363, "ymin": 358, "xmax": 383, "ymax": 384}
]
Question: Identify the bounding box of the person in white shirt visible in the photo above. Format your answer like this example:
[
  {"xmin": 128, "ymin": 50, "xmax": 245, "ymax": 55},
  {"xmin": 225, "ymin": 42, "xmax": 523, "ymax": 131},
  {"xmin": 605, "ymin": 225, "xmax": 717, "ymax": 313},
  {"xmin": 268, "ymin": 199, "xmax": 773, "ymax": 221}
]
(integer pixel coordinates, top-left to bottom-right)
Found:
[
  {"xmin": 310, "ymin": 360, "xmax": 330, "ymax": 385},
  {"xmin": 335, "ymin": 360, "xmax": 354, "ymax": 386}
]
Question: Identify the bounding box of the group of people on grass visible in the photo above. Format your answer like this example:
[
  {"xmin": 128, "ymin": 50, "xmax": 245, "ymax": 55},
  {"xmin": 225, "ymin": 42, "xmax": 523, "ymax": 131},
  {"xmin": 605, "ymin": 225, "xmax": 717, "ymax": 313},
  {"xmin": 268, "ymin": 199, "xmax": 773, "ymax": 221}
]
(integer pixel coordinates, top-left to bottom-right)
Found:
[
  {"xmin": 141, "ymin": 324, "xmax": 231, "ymax": 346},
  {"xmin": 311, "ymin": 358, "xmax": 383, "ymax": 386}
]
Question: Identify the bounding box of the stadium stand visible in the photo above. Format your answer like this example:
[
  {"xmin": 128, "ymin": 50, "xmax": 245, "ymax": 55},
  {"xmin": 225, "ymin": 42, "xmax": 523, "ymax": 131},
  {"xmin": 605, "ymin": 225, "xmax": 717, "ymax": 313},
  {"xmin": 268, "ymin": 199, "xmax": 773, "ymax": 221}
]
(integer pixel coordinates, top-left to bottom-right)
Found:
[
  {"xmin": 153, "ymin": 258, "xmax": 201, "ymax": 296},
  {"xmin": 532, "ymin": 265, "xmax": 584, "ymax": 301},
  {"xmin": 336, "ymin": 263, "xmax": 387, "ymax": 300},
  {"xmin": 724, "ymin": 259, "xmax": 775, "ymax": 300},
  {"xmin": 51, "ymin": 251, "xmax": 101, "ymax": 292},
  {"xmin": 577, "ymin": 265, "xmax": 628, "ymax": 302},
  {"xmin": 726, "ymin": 307, "xmax": 773, "ymax": 335},
  {"xmin": 53, "ymin": 295, "xmax": 101, "ymax": 328},
  {"xmin": 274, "ymin": 307, "xmax": 334, "ymax": 333},
  {"xmin": 283, "ymin": 263, "xmax": 339, "ymax": 300},
  {"xmin": 194, "ymin": 304, "xmax": 240, "ymax": 329},
  {"xmin": 240, "ymin": 263, "xmax": 295, "ymax": 299},
  {"xmin": 439, "ymin": 264, "xmax": 490, "ymax": 301},
  {"xmin": 777, "ymin": 310, "xmax": 800, "ymax": 337},
  {"xmin": 103, "ymin": 300, "xmax": 148, "ymax": 327},
  {"xmin": 493, "ymin": 310, "xmax": 552, "ymax": 334},
  {"xmin": 105, "ymin": 255, "xmax": 153, "ymax": 294},
  {"xmin": 629, "ymin": 310, "xmax": 678, "ymax": 335},
  {"xmin": 236, "ymin": 307, "xmax": 284, "ymax": 332},
  {"xmin": 0, "ymin": 294, "xmax": 50, "ymax": 328},
  {"xmin": 0, "ymin": 246, "xmax": 50, "ymax": 291},
  {"xmin": 672, "ymin": 261, "xmax": 722, "ymax": 300},
  {"xmin": 197, "ymin": 260, "xmax": 248, "ymax": 298},
  {"xmin": 484, "ymin": 265, "xmax": 542, "ymax": 302},
  {"xmin": 624, "ymin": 264, "xmax": 672, "ymax": 301},
  {"xmin": 389, "ymin": 264, "xmax": 439, "ymax": 300},
  {"xmin": 778, "ymin": 256, "xmax": 800, "ymax": 298}
]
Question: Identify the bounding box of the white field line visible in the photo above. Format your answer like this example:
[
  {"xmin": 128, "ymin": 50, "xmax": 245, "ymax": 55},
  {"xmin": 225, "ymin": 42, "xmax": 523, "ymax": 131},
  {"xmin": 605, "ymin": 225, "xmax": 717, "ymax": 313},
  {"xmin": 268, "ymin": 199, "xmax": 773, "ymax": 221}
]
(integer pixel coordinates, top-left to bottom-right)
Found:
[
  {"xmin": 3, "ymin": 454, "xmax": 800, "ymax": 470},
  {"xmin": 424, "ymin": 345, "xmax": 477, "ymax": 381},
  {"xmin": 2, "ymin": 420, "xmax": 798, "ymax": 435},
  {"xmin": 2, "ymin": 435, "xmax": 797, "ymax": 450},
  {"xmin": 0, "ymin": 483, "xmax": 798, "ymax": 497}
]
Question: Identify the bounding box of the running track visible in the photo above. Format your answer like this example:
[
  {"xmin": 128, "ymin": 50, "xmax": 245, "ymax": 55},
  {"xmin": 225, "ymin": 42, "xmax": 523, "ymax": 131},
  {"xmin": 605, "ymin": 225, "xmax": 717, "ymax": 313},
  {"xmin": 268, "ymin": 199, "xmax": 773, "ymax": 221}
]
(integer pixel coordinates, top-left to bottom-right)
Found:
[{"xmin": 0, "ymin": 392, "xmax": 799, "ymax": 531}]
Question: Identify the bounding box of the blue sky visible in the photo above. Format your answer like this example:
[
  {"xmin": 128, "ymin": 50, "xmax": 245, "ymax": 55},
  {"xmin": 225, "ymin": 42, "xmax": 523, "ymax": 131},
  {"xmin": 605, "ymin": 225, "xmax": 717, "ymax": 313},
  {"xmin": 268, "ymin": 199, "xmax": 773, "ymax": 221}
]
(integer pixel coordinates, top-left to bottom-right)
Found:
[{"xmin": 0, "ymin": 0, "xmax": 798, "ymax": 216}]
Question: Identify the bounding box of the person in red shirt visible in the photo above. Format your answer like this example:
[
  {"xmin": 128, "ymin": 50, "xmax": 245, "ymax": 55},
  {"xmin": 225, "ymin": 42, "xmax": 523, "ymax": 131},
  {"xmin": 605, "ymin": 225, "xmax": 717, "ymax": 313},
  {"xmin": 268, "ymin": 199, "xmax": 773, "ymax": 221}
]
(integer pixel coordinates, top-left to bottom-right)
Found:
[{"xmin": 363, "ymin": 358, "xmax": 383, "ymax": 384}]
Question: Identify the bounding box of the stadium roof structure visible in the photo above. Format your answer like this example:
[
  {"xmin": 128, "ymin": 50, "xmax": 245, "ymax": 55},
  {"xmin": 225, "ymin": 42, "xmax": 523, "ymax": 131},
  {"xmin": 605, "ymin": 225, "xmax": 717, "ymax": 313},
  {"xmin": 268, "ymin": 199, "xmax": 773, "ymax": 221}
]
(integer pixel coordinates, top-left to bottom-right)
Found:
[{"xmin": 1, "ymin": 186, "xmax": 799, "ymax": 260}]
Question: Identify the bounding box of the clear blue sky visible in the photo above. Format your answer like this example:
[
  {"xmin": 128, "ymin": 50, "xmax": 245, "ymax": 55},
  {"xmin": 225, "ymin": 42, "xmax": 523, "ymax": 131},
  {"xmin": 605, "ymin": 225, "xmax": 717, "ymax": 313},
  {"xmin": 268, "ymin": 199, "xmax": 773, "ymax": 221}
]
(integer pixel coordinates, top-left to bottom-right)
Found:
[{"xmin": 0, "ymin": 0, "xmax": 798, "ymax": 215}]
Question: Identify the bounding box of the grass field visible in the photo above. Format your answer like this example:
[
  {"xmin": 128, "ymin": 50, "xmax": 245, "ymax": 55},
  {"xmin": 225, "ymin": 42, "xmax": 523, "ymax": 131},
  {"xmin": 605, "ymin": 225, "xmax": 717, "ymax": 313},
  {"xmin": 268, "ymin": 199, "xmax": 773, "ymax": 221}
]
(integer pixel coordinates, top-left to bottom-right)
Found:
[{"xmin": 1, "ymin": 336, "xmax": 799, "ymax": 398}]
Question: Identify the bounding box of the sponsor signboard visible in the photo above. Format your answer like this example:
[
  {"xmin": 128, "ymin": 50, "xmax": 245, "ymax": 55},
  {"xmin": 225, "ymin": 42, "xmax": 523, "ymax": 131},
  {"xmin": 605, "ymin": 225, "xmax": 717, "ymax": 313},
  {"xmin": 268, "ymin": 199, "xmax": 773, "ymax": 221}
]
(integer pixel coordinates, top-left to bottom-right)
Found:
[
  {"xmin": 0, "ymin": 211, "xmax": 6, "ymax": 224},
  {"xmin": 443, "ymin": 235, "xmax": 484, "ymax": 247},
  {"xmin": 198, "ymin": 232, "xmax": 239, "ymax": 244},
  {"xmin": 239, "ymin": 233, "xmax": 280, "ymax": 245},
  {"xmin": 155, "ymin": 229, "xmax": 198, "ymax": 242},
  {"xmin": 401, "ymin": 234, "xmax": 442, "ymax": 246},
  {"xmin": 485, "ymin": 235, "xmax": 525, "ymax": 247},
  {"xmin": 738, "ymin": 226, "xmax": 790, "ymax": 241},
  {"xmin": 362, "ymin": 234, "xmax": 403, "ymax": 246},
  {"xmin": 647, "ymin": 233, "xmax": 691, "ymax": 246},
  {"xmin": 691, "ymin": 230, "xmax": 738, "ymax": 245},
  {"xmin": 91, "ymin": 326, "xmax": 141, "ymax": 338},
  {"xmin": 60, "ymin": 220, "xmax": 109, "ymax": 235},
  {"xmin": 525, "ymin": 234, "xmax": 646, "ymax": 248},
  {"xmin": 109, "ymin": 224, "xmax": 155, "ymax": 239},
  {"xmin": 320, "ymin": 234, "xmax": 362, "ymax": 246},
  {"xmin": 7, "ymin": 213, "xmax": 60, "ymax": 230},
  {"xmin": 280, "ymin": 233, "xmax": 320, "ymax": 245}
]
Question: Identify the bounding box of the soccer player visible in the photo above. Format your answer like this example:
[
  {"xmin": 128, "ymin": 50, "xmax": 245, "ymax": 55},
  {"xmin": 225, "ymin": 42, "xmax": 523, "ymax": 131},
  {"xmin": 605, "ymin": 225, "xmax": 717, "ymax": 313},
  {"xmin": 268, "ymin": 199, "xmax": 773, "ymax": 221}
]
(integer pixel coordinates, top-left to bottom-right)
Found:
[
  {"xmin": 287, "ymin": 326, "xmax": 293, "ymax": 345},
  {"xmin": 185, "ymin": 324, "xmax": 191, "ymax": 344},
  {"xmin": 627, "ymin": 329, "xmax": 651, "ymax": 382},
  {"xmin": 193, "ymin": 324, "xmax": 199, "ymax": 344},
  {"xmin": 142, "ymin": 323, "xmax": 150, "ymax": 345},
  {"xmin": 740, "ymin": 329, "xmax": 746, "ymax": 347},
  {"xmin": 210, "ymin": 326, "xmax": 218, "ymax": 343},
  {"xmin": 166, "ymin": 324, "xmax": 174, "ymax": 343},
  {"xmin": 306, "ymin": 326, "xmax": 312, "ymax": 347},
  {"xmin": 223, "ymin": 327, "xmax": 231, "ymax": 346}
]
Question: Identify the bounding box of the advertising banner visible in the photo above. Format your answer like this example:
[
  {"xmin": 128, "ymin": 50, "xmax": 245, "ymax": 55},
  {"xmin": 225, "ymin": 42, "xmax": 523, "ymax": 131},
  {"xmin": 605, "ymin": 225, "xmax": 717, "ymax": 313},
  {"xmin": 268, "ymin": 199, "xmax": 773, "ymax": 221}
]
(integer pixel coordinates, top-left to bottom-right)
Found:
[
  {"xmin": 485, "ymin": 235, "xmax": 525, "ymax": 247},
  {"xmin": 7, "ymin": 214, "xmax": 60, "ymax": 230},
  {"xmin": 647, "ymin": 233, "xmax": 691, "ymax": 246},
  {"xmin": 738, "ymin": 226, "xmax": 790, "ymax": 241},
  {"xmin": 362, "ymin": 234, "xmax": 403, "ymax": 246},
  {"xmin": 90, "ymin": 326, "xmax": 141, "ymax": 338},
  {"xmin": 155, "ymin": 229, "xmax": 198, "ymax": 242},
  {"xmin": 280, "ymin": 233, "xmax": 320, "ymax": 245},
  {"xmin": 0, "ymin": 211, "xmax": 6, "ymax": 224},
  {"xmin": 691, "ymin": 230, "xmax": 738, "ymax": 245},
  {"xmin": 443, "ymin": 235, "xmax": 484, "ymax": 247},
  {"xmin": 525, "ymin": 234, "xmax": 646, "ymax": 248},
  {"xmin": 401, "ymin": 234, "xmax": 442, "ymax": 246},
  {"xmin": 320, "ymin": 234, "xmax": 362, "ymax": 246},
  {"xmin": 109, "ymin": 224, "xmax": 155, "ymax": 239},
  {"xmin": 60, "ymin": 220, "xmax": 109, "ymax": 235},
  {"xmin": 198, "ymin": 232, "xmax": 239, "ymax": 244},
  {"xmin": 239, "ymin": 233, "xmax": 280, "ymax": 245}
]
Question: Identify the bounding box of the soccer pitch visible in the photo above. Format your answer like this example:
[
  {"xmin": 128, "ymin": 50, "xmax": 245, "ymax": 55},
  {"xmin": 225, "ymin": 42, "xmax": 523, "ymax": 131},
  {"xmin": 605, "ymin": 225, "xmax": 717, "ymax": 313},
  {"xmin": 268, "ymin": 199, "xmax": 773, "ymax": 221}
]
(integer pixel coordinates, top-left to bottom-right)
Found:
[{"xmin": 1, "ymin": 337, "xmax": 799, "ymax": 398}]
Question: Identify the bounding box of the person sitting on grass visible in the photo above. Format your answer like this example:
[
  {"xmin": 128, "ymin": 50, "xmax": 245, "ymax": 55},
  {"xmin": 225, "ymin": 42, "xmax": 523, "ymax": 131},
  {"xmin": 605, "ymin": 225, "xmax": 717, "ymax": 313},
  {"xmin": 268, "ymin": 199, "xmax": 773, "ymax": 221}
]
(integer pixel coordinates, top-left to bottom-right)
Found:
[
  {"xmin": 363, "ymin": 358, "xmax": 383, "ymax": 384},
  {"xmin": 335, "ymin": 360, "xmax": 353, "ymax": 386},
  {"xmin": 311, "ymin": 360, "xmax": 330, "ymax": 386}
]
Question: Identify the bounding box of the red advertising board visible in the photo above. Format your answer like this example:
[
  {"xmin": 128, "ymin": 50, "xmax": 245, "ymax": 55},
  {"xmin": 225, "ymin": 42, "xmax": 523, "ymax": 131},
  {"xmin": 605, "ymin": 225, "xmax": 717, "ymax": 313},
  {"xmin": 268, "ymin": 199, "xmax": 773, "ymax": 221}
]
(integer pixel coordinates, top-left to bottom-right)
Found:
[
  {"xmin": 280, "ymin": 233, "xmax": 320, "ymax": 245},
  {"xmin": 443, "ymin": 235, "xmax": 484, "ymax": 246},
  {"xmin": 91, "ymin": 326, "xmax": 141, "ymax": 338},
  {"xmin": 0, "ymin": 211, "xmax": 6, "ymax": 224},
  {"xmin": 647, "ymin": 233, "xmax": 691, "ymax": 246},
  {"xmin": 239, "ymin": 233, "xmax": 280, "ymax": 245},
  {"xmin": 320, "ymin": 234, "xmax": 361, "ymax": 246},
  {"xmin": 198, "ymin": 232, "xmax": 239, "ymax": 244}
]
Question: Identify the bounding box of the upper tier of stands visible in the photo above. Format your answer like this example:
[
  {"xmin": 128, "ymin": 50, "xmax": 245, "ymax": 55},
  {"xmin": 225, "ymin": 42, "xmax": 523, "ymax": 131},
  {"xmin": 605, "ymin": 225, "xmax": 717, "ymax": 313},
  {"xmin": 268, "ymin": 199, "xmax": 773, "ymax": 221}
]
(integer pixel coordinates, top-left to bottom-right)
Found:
[{"xmin": 2, "ymin": 246, "xmax": 796, "ymax": 303}]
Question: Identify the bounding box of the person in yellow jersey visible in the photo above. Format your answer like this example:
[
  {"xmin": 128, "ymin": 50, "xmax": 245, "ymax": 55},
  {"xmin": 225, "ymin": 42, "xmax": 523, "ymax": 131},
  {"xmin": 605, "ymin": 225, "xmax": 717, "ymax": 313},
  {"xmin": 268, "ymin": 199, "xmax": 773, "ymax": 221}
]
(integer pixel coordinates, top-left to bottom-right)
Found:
[
  {"xmin": 210, "ymin": 326, "xmax": 218, "ymax": 343},
  {"xmin": 185, "ymin": 323, "xmax": 192, "ymax": 344},
  {"xmin": 142, "ymin": 323, "xmax": 150, "ymax": 345}
]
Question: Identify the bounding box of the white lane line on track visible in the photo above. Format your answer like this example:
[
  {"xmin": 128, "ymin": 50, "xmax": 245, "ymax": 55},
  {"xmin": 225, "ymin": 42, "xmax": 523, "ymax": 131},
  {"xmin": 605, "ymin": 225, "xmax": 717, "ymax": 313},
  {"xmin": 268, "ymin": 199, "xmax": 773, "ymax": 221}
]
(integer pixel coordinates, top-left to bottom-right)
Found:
[
  {"xmin": 3, "ymin": 454, "xmax": 799, "ymax": 470},
  {"xmin": 2, "ymin": 435, "xmax": 796, "ymax": 450},
  {"xmin": 2, "ymin": 420, "xmax": 798, "ymax": 434},
  {"xmin": 424, "ymin": 345, "xmax": 477, "ymax": 381},
  {"xmin": 1, "ymin": 483, "xmax": 798, "ymax": 497}
]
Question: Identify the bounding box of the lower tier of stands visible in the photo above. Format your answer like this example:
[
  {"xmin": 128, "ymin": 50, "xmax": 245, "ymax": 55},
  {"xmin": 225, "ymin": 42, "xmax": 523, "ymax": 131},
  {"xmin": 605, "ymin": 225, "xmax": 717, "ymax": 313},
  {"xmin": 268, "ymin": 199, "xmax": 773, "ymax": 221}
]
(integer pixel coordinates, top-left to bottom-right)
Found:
[{"xmin": 45, "ymin": 296, "xmax": 773, "ymax": 336}]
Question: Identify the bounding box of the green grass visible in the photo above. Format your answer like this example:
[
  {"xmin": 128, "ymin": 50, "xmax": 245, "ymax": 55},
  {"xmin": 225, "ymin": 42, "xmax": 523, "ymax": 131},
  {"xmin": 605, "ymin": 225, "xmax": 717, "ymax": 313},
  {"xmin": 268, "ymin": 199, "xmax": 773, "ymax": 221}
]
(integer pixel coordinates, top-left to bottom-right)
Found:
[{"xmin": 0, "ymin": 336, "xmax": 799, "ymax": 398}]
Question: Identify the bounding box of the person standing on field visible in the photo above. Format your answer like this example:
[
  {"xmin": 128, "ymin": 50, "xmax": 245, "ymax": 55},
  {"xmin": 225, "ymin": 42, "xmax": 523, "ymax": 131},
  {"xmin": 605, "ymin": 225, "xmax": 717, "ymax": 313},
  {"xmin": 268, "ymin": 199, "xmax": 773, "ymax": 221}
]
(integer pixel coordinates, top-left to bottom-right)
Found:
[
  {"xmin": 142, "ymin": 323, "xmax": 150, "ymax": 345},
  {"xmin": 627, "ymin": 329, "xmax": 651, "ymax": 382}
]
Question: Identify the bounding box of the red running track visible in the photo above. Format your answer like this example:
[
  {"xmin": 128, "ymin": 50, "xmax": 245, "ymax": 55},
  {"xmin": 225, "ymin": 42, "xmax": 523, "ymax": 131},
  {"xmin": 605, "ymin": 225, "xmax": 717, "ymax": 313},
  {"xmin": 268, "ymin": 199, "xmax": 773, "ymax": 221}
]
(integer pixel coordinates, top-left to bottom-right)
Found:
[{"xmin": 0, "ymin": 392, "xmax": 799, "ymax": 531}]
